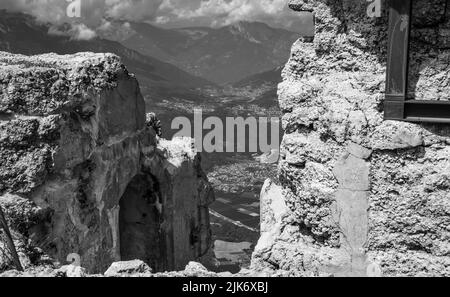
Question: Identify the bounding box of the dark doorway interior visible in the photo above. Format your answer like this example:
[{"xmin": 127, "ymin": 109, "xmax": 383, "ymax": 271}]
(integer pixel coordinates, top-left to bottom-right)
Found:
[{"xmin": 119, "ymin": 174, "xmax": 165, "ymax": 271}]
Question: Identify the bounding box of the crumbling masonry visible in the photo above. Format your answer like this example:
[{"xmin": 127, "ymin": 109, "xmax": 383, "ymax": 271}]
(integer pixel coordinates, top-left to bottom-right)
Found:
[
  {"xmin": 252, "ymin": 0, "xmax": 450, "ymax": 277},
  {"xmin": 0, "ymin": 52, "xmax": 214, "ymax": 273}
]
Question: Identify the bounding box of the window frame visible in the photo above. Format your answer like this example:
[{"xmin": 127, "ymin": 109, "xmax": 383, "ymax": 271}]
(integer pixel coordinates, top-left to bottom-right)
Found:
[{"xmin": 384, "ymin": 0, "xmax": 450, "ymax": 123}]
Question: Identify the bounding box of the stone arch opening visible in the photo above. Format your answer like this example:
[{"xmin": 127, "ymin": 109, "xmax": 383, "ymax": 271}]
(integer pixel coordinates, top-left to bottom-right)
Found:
[{"xmin": 119, "ymin": 173, "xmax": 166, "ymax": 271}]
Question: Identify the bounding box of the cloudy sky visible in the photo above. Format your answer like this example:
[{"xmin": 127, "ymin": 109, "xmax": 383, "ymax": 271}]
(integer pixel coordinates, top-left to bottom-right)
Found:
[
  {"xmin": 0, "ymin": 0, "xmax": 310, "ymax": 34},
  {"xmin": 154, "ymin": 0, "xmax": 308, "ymax": 31}
]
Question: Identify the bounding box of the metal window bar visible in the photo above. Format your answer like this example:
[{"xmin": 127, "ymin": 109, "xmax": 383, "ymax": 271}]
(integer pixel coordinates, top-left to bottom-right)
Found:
[{"xmin": 384, "ymin": 0, "xmax": 450, "ymax": 123}]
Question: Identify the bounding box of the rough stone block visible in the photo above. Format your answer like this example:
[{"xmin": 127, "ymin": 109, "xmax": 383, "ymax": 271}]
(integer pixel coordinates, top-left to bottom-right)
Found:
[
  {"xmin": 347, "ymin": 142, "xmax": 372, "ymax": 160},
  {"xmin": 104, "ymin": 260, "xmax": 152, "ymax": 277},
  {"xmin": 333, "ymin": 154, "xmax": 370, "ymax": 191},
  {"xmin": 334, "ymin": 189, "xmax": 369, "ymax": 251},
  {"xmin": 0, "ymin": 52, "xmax": 214, "ymax": 274}
]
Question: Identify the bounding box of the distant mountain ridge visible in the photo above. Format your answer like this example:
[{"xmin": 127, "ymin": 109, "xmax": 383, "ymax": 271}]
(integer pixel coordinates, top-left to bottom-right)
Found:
[
  {"xmin": 103, "ymin": 20, "xmax": 300, "ymax": 84},
  {"xmin": 232, "ymin": 67, "xmax": 283, "ymax": 88},
  {"xmin": 0, "ymin": 10, "xmax": 299, "ymax": 110},
  {"xmin": 0, "ymin": 10, "xmax": 213, "ymax": 97},
  {"xmin": 221, "ymin": 67, "xmax": 283, "ymax": 107}
]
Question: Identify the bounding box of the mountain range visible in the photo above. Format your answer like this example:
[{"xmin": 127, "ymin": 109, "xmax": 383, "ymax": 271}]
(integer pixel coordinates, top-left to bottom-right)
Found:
[
  {"xmin": 0, "ymin": 10, "xmax": 303, "ymax": 107},
  {"xmin": 103, "ymin": 20, "xmax": 299, "ymax": 84},
  {"xmin": 0, "ymin": 10, "xmax": 212, "ymax": 102}
]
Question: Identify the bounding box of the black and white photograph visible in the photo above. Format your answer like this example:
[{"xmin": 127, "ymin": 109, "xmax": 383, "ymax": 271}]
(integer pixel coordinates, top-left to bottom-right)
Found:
[{"xmin": 0, "ymin": 0, "xmax": 449, "ymax": 284}]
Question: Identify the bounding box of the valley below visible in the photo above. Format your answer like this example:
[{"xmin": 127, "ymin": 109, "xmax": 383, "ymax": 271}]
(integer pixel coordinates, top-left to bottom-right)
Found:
[
  {"xmin": 0, "ymin": 10, "xmax": 292, "ymax": 274},
  {"xmin": 146, "ymin": 87, "xmax": 281, "ymax": 273}
]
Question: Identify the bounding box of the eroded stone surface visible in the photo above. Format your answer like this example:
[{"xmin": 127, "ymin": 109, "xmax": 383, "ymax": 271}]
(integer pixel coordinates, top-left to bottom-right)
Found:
[
  {"xmin": 0, "ymin": 52, "xmax": 214, "ymax": 274},
  {"xmin": 104, "ymin": 260, "xmax": 152, "ymax": 277},
  {"xmin": 0, "ymin": 260, "xmax": 219, "ymax": 277},
  {"xmin": 252, "ymin": 0, "xmax": 450, "ymax": 277},
  {"xmin": 333, "ymin": 154, "xmax": 370, "ymax": 191}
]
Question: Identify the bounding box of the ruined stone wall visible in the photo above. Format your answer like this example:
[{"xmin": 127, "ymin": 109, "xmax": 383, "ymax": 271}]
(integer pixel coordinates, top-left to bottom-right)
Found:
[
  {"xmin": 252, "ymin": 0, "xmax": 450, "ymax": 276},
  {"xmin": 0, "ymin": 52, "xmax": 214, "ymax": 273}
]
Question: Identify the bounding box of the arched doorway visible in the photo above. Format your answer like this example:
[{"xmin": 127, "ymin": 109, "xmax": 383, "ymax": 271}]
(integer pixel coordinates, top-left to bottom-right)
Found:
[{"xmin": 119, "ymin": 173, "xmax": 166, "ymax": 271}]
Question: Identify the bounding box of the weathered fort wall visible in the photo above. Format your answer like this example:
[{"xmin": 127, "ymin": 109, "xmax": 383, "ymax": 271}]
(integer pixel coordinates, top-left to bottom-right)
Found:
[
  {"xmin": 0, "ymin": 52, "xmax": 214, "ymax": 273},
  {"xmin": 252, "ymin": 0, "xmax": 450, "ymax": 277}
]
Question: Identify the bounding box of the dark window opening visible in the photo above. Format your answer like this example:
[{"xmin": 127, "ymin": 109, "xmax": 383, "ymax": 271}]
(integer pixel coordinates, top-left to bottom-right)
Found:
[
  {"xmin": 119, "ymin": 174, "xmax": 167, "ymax": 272},
  {"xmin": 384, "ymin": 0, "xmax": 450, "ymax": 123}
]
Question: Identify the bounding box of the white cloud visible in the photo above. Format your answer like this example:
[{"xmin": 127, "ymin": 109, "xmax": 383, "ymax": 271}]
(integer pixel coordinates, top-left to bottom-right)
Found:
[
  {"xmin": 0, "ymin": 0, "xmax": 164, "ymax": 39},
  {"xmin": 0, "ymin": 0, "xmax": 309, "ymax": 38},
  {"xmin": 0, "ymin": 0, "xmax": 70, "ymax": 24},
  {"xmin": 71, "ymin": 23, "xmax": 98, "ymax": 40},
  {"xmin": 155, "ymin": 0, "xmax": 306, "ymax": 31},
  {"xmin": 0, "ymin": 0, "xmax": 164, "ymax": 25},
  {"xmin": 104, "ymin": 0, "xmax": 163, "ymax": 21}
]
